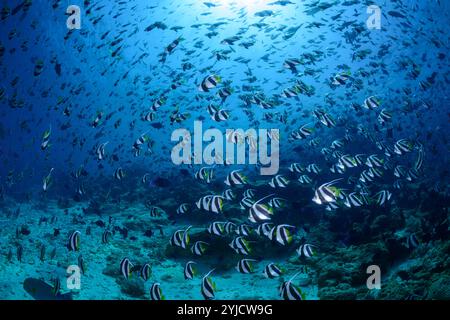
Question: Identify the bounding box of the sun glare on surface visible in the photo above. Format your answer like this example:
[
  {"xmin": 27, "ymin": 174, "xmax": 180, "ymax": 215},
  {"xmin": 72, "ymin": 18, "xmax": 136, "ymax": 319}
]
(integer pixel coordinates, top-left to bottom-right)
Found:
[{"xmin": 215, "ymin": 0, "xmax": 269, "ymax": 12}]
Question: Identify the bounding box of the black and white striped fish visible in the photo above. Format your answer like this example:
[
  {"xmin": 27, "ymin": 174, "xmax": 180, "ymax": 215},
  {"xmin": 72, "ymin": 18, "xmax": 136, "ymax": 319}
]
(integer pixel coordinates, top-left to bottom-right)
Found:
[
  {"xmin": 331, "ymin": 139, "xmax": 345, "ymax": 149},
  {"xmin": 236, "ymin": 259, "xmax": 258, "ymax": 274},
  {"xmin": 150, "ymin": 97, "xmax": 166, "ymax": 111},
  {"xmin": 191, "ymin": 241, "xmax": 209, "ymax": 256},
  {"xmin": 120, "ymin": 257, "xmax": 133, "ymax": 280},
  {"xmin": 312, "ymin": 179, "xmax": 342, "ymax": 205},
  {"xmin": 263, "ymin": 263, "xmax": 283, "ymax": 279},
  {"xmin": 142, "ymin": 173, "xmax": 151, "ymax": 184},
  {"xmin": 198, "ymin": 74, "xmax": 221, "ymax": 92},
  {"xmin": 143, "ymin": 111, "xmax": 156, "ymax": 122},
  {"xmin": 317, "ymin": 111, "xmax": 335, "ymax": 128},
  {"xmin": 114, "ymin": 167, "xmax": 125, "ymax": 180},
  {"xmin": 325, "ymin": 201, "xmax": 340, "ymax": 211},
  {"xmin": 248, "ymin": 194, "xmax": 275, "ymax": 223},
  {"xmin": 196, "ymin": 195, "xmax": 224, "ymax": 213},
  {"xmin": 184, "ymin": 261, "xmax": 197, "ymax": 280},
  {"xmin": 207, "ymin": 103, "xmax": 218, "ymax": 116},
  {"xmin": 281, "ymin": 86, "xmax": 300, "ymax": 98},
  {"xmin": 195, "ymin": 166, "xmax": 214, "ymax": 183},
  {"xmin": 229, "ymin": 236, "xmax": 252, "ymax": 255},
  {"xmin": 207, "ymin": 221, "xmax": 226, "ymax": 236},
  {"xmin": 343, "ymin": 192, "xmax": 366, "ymax": 208},
  {"xmin": 354, "ymin": 154, "xmax": 366, "ymax": 166},
  {"xmin": 222, "ymin": 189, "xmax": 236, "ymax": 200},
  {"xmin": 240, "ymin": 196, "xmax": 255, "ymax": 210},
  {"xmin": 330, "ymin": 163, "xmax": 345, "ymax": 174},
  {"xmin": 306, "ymin": 164, "xmax": 321, "ymax": 174},
  {"xmin": 414, "ymin": 148, "xmax": 424, "ymax": 171},
  {"xmin": 394, "ymin": 139, "xmax": 414, "ymax": 155},
  {"xmin": 170, "ymin": 226, "xmax": 191, "ymax": 249},
  {"xmin": 217, "ymin": 87, "xmax": 232, "ymax": 101},
  {"xmin": 373, "ymin": 190, "xmax": 392, "ymax": 206},
  {"xmin": 298, "ymin": 175, "xmax": 312, "ymax": 184},
  {"xmin": 201, "ymin": 269, "xmax": 216, "ymax": 300},
  {"xmin": 102, "ymin": 230, "xmax": 111, "ymax": 244},
  {"xmin": 290, "ymin": 124, "xmax": 313, "ymax": 140},
  {"xmin": 224, "ymin": 221, "xmax": 236, "ymax": 234},
  {"xmin": 362, "ymin": 95, "xmax": 381, "ymax": 110},
  {"xmin": 150, "ymin": 282, "xmax": 164, "ymax": 300},
  {"xmin": 268, "ymin": 197, "xmax": 286, "ymax": 209},
  {"xmin": 235, "ymin": 224, "xmax": 252, "ymax": 236},
  {"xmin": 211, "ymin": 109, "xmax": 229, "ymax": 122},
  {"xmin": 140, "ymin": 263, "xmax": 152, "ymax": 281},
  {"xmin": 393, "ymin": 179, "xmax": 404, "ymax": 189},
  {"xmin": 96, "ymin": 141, "xmax": 108, "ymax": 160},
  {"xmin": 365, "ymin": 154, "xmax": 384, "ymax": 167},
  {"xmin": 279, "ymin": 273, "xmax": 306, "ymax": 300},
  {"xmin": 359, "ymin": 170, "xmax": 374, "ymax": 183},
  {"xmin": 394, "ymin": 165, "xmax": 408, "ymax": 178},
  {"xmin": 176, "ymin": 203, "xmax": 190, "ymax": 214},
  {"xmin": 296, "ymin": 244, "xmax": 316, "ymax": 258},
  {"xmin": 405, "ymin": 233, "xmax": 420, "ymax": 249},
  {"xmin": 406, "ymin": 168, "xmax": 419, "ymax": 181},
  {"xmin": 368, "ymin": 167, "xmax": 383, "ymax": 178},
  {"xmin": 332, "ymin": 150, "xmax": 344, "ymax": 159},
  {"xmin": 255, "ymin": 223, "xmax": 274, "ymax": 238},
  {"xmin": 338, "ymin": 155, "xmax": 357, "ymax": 169},
  {"xmin": 269, "ymin": 224, "xmax": 295, "ymax": 246},
  {"xmin": 243, "ymin": 189, "xmax": 256, "ymax": 198},
  {"xmin": 268, "ymin": 175, "xmax": 289, "ymax": 188},
  {"xmin": 224, "ymin": 170, "xmax": 248, "ymax": 186},
  {"xmin": 377, "ymin": 108, "xmax": 392, "ymax": 124},
  {"xmin": 68, "ymin": 230, "xmax": 81, "ymax": 251},
  {"xmin": 289, "ymin": 163, "xmax": 304, "ymax": 173}
]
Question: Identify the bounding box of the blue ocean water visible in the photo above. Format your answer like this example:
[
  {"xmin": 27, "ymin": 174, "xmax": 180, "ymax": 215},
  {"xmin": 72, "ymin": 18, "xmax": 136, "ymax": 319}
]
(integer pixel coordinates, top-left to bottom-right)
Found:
[{"xmin": 0, "ymin": 0, "xmax": 449, "ymax": 300}]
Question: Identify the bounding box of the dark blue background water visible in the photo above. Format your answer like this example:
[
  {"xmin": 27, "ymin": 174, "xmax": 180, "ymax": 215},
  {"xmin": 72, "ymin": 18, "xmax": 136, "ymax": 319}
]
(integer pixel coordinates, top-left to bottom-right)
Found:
[{"xmin": 1, "ymin": 0, "xmax": 448, "ymax": 198}]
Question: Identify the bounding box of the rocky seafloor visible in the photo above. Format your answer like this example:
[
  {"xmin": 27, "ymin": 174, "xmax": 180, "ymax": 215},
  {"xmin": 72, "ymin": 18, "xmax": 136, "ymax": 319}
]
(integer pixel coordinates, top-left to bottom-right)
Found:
[{"xmin": 0, "ymin": 184, "xmax": 448, "ymax": 300}]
